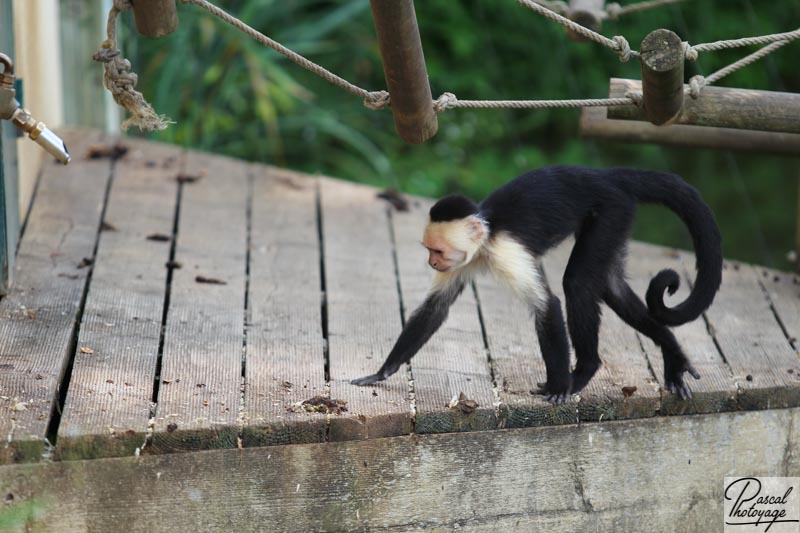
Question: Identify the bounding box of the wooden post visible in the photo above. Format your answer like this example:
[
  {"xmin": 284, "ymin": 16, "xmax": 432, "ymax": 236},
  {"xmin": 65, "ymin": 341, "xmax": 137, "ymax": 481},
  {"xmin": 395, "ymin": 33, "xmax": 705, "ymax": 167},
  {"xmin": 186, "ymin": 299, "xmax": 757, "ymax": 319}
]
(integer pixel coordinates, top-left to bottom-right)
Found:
[
  {"xmin": 607, "ymin": 78, "xmax": 800, "ymax": 134},
  {"xmin": 369, "ymin": 0, "xmax": 438, "ymax": 144},
  {"xmin": 131, "ymin": 0, "xmax": 178, "ymax": 38},
  {"xmin": 637, "ymin": 29, "xmax": 685, "ymax": 125},
  {"xmin": 579, "ymin": 106, "xmax": 800, "ymax": 155},
  {"xmin": 566, "ymin": 0, "xmax": 605, "ymax": 42}
]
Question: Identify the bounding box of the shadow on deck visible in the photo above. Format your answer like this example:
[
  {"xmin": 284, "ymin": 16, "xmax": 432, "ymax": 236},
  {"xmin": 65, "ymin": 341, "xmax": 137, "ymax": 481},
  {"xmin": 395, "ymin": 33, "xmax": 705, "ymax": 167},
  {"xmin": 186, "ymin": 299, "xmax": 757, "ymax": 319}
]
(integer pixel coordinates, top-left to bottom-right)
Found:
[{"xmin": 0, "ymin": 130, "xmax": 798, "ymax": 465}]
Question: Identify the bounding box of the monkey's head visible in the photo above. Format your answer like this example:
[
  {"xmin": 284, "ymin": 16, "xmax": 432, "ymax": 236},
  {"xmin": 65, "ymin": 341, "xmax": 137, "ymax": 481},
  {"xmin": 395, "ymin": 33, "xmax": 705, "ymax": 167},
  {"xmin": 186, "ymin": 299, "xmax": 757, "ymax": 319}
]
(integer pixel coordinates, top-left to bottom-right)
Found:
[{"xmin": 423, "ymin": 194, "xmax": 488, "ymax": 272}]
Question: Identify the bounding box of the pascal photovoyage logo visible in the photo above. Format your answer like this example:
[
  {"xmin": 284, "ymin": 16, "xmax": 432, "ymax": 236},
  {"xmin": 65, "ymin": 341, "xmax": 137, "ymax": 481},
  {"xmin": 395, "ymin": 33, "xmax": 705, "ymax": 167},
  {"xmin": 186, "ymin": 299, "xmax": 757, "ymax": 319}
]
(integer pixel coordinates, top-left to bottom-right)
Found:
[{"xmin": 724, "ymin": 477, "xmax": 800, "ymax": 532}]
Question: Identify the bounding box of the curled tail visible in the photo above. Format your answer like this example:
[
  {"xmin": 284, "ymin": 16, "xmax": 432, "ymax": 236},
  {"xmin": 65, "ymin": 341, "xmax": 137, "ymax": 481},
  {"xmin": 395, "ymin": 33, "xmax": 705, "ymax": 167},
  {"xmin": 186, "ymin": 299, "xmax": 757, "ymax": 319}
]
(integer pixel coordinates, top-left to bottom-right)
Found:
[{"xmin": 618, "ymin": 169, "xmax": 722, "ymax": 326}]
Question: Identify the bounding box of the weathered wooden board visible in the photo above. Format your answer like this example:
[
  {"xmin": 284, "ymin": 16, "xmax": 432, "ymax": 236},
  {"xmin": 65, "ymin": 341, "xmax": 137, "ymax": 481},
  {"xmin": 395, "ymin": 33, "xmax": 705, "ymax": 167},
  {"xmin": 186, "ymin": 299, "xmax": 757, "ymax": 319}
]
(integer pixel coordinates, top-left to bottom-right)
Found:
[
  {"xmin": 627, "ymin": 242, "xmax": 738, "ymax": 415},
  {"xmin": 758, "ymin": 266, "xmax": 800, "ymax": 354},
  {"xmin": 542, "ymin": 242, "xmax": 661, "ymax": 421},
  {"xmin": 56, "ymin": 139, "xmax": 182, "ymax": 460},
  {"xmin": 701, "ymin": 257, "xmax": 800, "ymax": 410},
  {"xmin": 0, "ymin": 131, "xmax": 112, "ymax": 464},
  {"xmin": 242, "ymin": 167, "xmax": 327, "ymax": 447},
  {"xmin": 391, "ymin": 198, "xmax": 496, "ymax": 434},
  {"xmin": 0, "ymin": 408, "xmax": 796, "ymax": 532},
  {"xmin": 149, "ymin": 150, "xmax": 248, "ymax": 453},
  {"xmin": 320, "ymin": 178, "xmax": 411, "ymax": 441}
]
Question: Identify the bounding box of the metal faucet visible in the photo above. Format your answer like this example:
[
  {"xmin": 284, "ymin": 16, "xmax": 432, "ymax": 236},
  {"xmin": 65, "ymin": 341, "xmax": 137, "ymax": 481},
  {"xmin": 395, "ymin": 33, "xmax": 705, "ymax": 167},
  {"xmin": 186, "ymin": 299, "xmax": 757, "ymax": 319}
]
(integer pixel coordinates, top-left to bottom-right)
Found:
[{"xmin": 0, "ymin": 53, "xmax": 70, "ymax": 165}]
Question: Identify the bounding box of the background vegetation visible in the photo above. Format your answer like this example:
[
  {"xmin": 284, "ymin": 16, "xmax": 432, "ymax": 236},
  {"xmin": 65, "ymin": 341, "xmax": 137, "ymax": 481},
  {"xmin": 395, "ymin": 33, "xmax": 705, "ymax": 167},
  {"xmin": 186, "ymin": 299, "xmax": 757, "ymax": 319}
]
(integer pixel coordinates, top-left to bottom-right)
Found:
[{"xmin": 123, "ymin": 0, "xmax": 800, "ymax": 269}]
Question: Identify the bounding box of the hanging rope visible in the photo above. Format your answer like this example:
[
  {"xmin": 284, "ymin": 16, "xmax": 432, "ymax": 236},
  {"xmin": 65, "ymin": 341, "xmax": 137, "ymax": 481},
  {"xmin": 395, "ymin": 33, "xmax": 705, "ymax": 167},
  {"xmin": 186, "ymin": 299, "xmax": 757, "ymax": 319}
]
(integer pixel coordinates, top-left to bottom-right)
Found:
[{"xmin": 94, "ymin": 0, "xmax": 172, "ymax": 131}]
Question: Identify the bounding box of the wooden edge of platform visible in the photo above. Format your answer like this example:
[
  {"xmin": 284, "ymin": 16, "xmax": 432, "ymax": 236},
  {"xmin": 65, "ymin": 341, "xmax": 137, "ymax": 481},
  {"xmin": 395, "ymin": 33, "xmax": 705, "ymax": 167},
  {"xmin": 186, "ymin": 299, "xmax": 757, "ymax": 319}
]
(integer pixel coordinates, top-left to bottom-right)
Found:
[{"xmin": 0, "ymin": 408, "xmax": 796, "ymax": 531}]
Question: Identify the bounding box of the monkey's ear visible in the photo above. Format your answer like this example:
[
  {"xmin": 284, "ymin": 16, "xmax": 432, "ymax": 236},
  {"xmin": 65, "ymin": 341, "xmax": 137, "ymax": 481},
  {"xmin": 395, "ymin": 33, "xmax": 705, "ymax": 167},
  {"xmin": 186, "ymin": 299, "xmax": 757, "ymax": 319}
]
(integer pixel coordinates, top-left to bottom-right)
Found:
[{"xmin": 466, "ymin": 216, "xmax": 487, "ymax": 243}]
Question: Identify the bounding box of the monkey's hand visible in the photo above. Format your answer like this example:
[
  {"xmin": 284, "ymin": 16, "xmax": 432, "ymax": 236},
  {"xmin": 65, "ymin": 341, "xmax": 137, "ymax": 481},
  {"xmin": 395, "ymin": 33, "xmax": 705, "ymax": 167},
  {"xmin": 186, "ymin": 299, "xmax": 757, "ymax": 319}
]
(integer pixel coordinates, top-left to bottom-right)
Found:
[{"xmin": 350, "ymin": 373, "xmax": 386, "ymax": 386}]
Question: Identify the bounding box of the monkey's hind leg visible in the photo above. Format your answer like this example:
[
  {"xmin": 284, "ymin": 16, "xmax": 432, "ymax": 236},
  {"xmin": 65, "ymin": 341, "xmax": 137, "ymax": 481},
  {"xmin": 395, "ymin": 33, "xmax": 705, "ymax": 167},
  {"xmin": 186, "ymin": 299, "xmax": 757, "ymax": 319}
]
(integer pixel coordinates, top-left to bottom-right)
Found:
[
  {"xmin": 533, "ymin": 294, "xmax": 572, "ymax": 404},
  {"xmin": 604, "ymin": 279, "xmax": 700, "ymax": 399}
]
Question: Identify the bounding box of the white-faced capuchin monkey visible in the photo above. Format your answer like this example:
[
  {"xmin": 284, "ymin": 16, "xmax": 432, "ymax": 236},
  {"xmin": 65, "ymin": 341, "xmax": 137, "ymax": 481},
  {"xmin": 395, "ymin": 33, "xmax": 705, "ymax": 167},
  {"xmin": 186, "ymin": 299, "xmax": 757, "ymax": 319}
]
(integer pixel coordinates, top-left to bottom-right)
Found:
[{"xmin": 352, "ymin": 165, "xmax": 722, "ymax": 403}]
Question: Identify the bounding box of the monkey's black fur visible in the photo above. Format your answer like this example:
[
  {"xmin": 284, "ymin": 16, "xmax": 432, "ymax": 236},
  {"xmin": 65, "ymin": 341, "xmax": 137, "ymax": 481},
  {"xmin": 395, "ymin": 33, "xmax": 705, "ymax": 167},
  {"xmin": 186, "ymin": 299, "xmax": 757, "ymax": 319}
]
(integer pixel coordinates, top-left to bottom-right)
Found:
[{"xmin": 352, "ymin": 165, "xmax": 722, "ymax": 402}]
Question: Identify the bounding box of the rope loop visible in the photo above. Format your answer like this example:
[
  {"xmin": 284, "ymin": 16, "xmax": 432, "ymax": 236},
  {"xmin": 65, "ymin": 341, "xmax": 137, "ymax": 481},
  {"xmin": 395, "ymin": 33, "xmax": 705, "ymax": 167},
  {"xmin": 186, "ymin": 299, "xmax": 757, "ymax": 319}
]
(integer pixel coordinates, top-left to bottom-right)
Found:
[
  {"xmin": 683, "ymin": 42, "xmax": 699, "ymax": 61},
  {"xmin": 612, "ymin": 35, "xmax": 634, "ymax": 62},
  {"xmin": 433, "ymin": 92, "xmax": 458, "ymax": 114},
  {"xmin": 363, "ymin": 91, "xmax": 390, "ymax": 110},
  {"xmin": 688, "ymin": 75, "xmax": 706, "ymax": 99}
]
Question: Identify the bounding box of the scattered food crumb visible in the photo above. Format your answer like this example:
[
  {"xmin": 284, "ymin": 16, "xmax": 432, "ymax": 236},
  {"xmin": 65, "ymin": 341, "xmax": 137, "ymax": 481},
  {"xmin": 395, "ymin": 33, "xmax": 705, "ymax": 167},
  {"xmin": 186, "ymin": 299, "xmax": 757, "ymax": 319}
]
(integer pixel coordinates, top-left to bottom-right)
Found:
[
  {"xmin": 282, "ymin": 381, "xmax": 293, "ymax": 390},
  {"xmin": 372, "ymin": 390, "xmax": 378, "ymax": 397},
  {"xmin": 774, "ymin": 275, "xmax": 781, "ymax": 283},
  {"xmin": 106, "ymin": 379, "xmax": 114, "ymax": 384},
  {"xmin": 167, "ymin": 423, "xmax": 178, "ymax": 432},
  {"xmin": 287, "ymin": 396, "xmax": 348, "ymax": 415},
  {"xmin": 85, "ymin": 142, "xmax": 128, "ymax": 161},
  {"xmin": 745, "ymin": 374, "xmax": 753, "ymax": 382},
  {"xmin": 21, "ymin": 309, "xmax": 36, "ymax": 320},
  {"xmin": 10, "ymin": 402, "xmax": 27, "ymax": 412},
  {"xmin": 788, "ymin": 369, "xmax": 794, "ymax": 374},
  {"xmin": 79, "ymin": 346, "xmax": 95, "ymax": 354},
  {"xmin": 146, "ymin": 233, "xmax": 171, "ymax": 242},
  {"xmin": 448, "ymin": 392, "xmax": 478, "ymax": 414},
  {"xmin": 176, "ymin": 171, "xmax": 205, "ymax": 184},
  {"xmin": 196, "ymin": 383, "xmax": 206, "ymax": 388},
  {"xmin": 621, "ymin": 386, "xmax": 637, "ymax": 398},
  {"xmin": 195, "ymin": 276, "xmax": 227, "ymax": 285},
  {"xmin": 202, "ymin": 400, "xmax": 209, "ymax": 407},
  {"xmin": 77, "ymin": 257, "xmax": 94, "ymax": 269},
  {"xmin": 100, "ymin": 221, "xmax": 118, "ymax": 232},
  {"xmin": 376, "ymin": 188, "xmax": 409, "ymax": 212}
]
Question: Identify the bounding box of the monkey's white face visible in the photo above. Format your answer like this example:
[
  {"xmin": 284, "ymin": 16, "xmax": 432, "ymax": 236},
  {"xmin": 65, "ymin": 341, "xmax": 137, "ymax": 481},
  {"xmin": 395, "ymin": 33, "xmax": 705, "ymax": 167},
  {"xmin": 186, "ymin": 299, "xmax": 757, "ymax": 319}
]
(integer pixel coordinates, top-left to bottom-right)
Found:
[{"xmin": 422, "ymin": 216, "xmax": 488, "ymax": 272}]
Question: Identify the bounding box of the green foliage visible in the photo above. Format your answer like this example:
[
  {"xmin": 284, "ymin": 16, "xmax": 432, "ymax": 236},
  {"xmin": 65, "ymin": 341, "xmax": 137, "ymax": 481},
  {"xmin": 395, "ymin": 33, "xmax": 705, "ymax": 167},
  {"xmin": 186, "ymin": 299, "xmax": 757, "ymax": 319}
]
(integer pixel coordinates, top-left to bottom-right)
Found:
[{"xmin": 125, "ymin": 0, "xmax": 800, "ymax": 268}]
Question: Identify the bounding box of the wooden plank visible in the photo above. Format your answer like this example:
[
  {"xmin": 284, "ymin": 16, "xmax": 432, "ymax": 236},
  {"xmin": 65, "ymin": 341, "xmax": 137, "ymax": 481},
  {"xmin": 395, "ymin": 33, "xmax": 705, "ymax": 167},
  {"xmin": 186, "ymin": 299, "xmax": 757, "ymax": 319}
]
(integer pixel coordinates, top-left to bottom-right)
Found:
[
  {"xmin": 0, "ymin": 130, "xmax": 112, "ymax": 464},
  {"xmin": 542, "ymin": 241, "xmax": 661, "ymax": 421},
  {"xmin": 320, "ymin": 178, "xmax": 411, "ymax": 441},
  {"xmin": 758, "ymin": 266, "xmax": 799, "ymax": 354},
  {"xmin": 242, "ymin": 166, "xmax": 326, "ymax": 447},
  {"xmin": 579, "ymin": 106, "xmax": 800, "ymax": 155},
  {"xmin": 700, "ymin": 258, "xmax": 800, "ymax": 410},
  {"xmin": 608, "ymin": 78, "xmax": 800, "ymax": 134},
  {"xmin": 56, "ymin": 138, "xmax": 181, "ymax": 460},
  {"xmin": 0, "ymin": 408, "xmax": 796, "ymax": 530},
  {"xmin": 627, "ymin": 242, "xmax": 738, "ymax": 415},
  {"xmin": 392, "ymin": 199, "xmax": 496, "ymax": 434},
  {"xmin": 149, "ymin": 150, "xmax": 248, "ymax": 453}
]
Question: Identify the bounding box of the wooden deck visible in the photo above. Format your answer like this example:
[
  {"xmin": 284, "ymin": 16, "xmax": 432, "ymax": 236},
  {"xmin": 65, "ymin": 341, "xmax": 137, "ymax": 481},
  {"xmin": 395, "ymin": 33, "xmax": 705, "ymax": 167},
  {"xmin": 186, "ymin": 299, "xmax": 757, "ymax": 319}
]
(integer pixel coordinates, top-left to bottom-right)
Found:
[{"xmin": 1, "ymin": 130, "xmax": 799, "ymax": 465}]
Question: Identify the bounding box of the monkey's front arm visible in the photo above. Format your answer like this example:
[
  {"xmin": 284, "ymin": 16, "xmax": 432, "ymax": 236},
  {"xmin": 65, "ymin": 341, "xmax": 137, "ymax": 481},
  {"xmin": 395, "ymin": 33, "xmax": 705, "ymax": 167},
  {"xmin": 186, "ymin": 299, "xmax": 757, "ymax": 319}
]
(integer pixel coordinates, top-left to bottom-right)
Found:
[{"xmin": 351, "ymin": 281, "xmax": 465, "ymax": 386}]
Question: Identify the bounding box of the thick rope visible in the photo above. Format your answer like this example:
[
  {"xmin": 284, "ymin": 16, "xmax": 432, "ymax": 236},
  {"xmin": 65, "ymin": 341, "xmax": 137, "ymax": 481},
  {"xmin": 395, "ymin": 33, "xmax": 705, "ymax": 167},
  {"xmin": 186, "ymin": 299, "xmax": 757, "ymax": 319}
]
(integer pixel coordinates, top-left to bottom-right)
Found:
[
  {"xmin": 94, "ymin": 0, "xmax": 171, "ymax": 131},
  {"xmin": 691, "ymin": 27, "xmax": 800, "ymax": 53},
  {"xmin": 433, "ymin": 93, "xmax": 635, "ymax": 113},
  {"xmin": 515, "ymin": 0, "xmax": 639, "ymax": 61}
]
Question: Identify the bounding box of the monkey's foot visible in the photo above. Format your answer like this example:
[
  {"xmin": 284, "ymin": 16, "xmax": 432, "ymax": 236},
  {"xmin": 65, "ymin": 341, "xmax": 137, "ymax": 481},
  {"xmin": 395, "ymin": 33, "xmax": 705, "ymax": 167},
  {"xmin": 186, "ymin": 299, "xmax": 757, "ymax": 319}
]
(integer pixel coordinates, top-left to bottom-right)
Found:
[
  {"xmin": 664, "ymin": 362, "xmax": 700, "ymax": 400},
  {"xmin": 351, "ymin": 373, "xmax": 385, "ymax": 386},
  {"xmin": 569, "ymin": 362, "xmax": 600, "ymax": 395},
  {"xmin": 532, "ymin": 380, "xmax": 572, "ymax": 405}
]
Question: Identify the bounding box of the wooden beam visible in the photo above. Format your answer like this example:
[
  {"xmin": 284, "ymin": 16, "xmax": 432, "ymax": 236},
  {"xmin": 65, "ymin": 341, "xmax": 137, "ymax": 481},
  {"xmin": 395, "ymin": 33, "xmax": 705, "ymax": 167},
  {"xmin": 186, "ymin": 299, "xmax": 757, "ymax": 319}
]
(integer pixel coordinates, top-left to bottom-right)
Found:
[
  {"xmin": 566, "ymin": 0, "xmax": 604, "ymax": 42},
  {"xmin": 579, "ymin": 106, "xmax": 800, "ymax": 155},
  {"xmin": 0, "ymin": 409, "xmax": 797, "ymax": 530},
  {"xmin": 131, "ymin": 0, "xmax": 178, "ymax": 38},
  {"xmin": 369, "ymin": 0, "xmax": 438, "ymax": 144},
  {"xmin": 638, "ymin": 29, "xmax": 684, "ymax": 125},
  {"xmin": 608, "ymin": 78, "xmax": 800, "ymax": 134}
]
